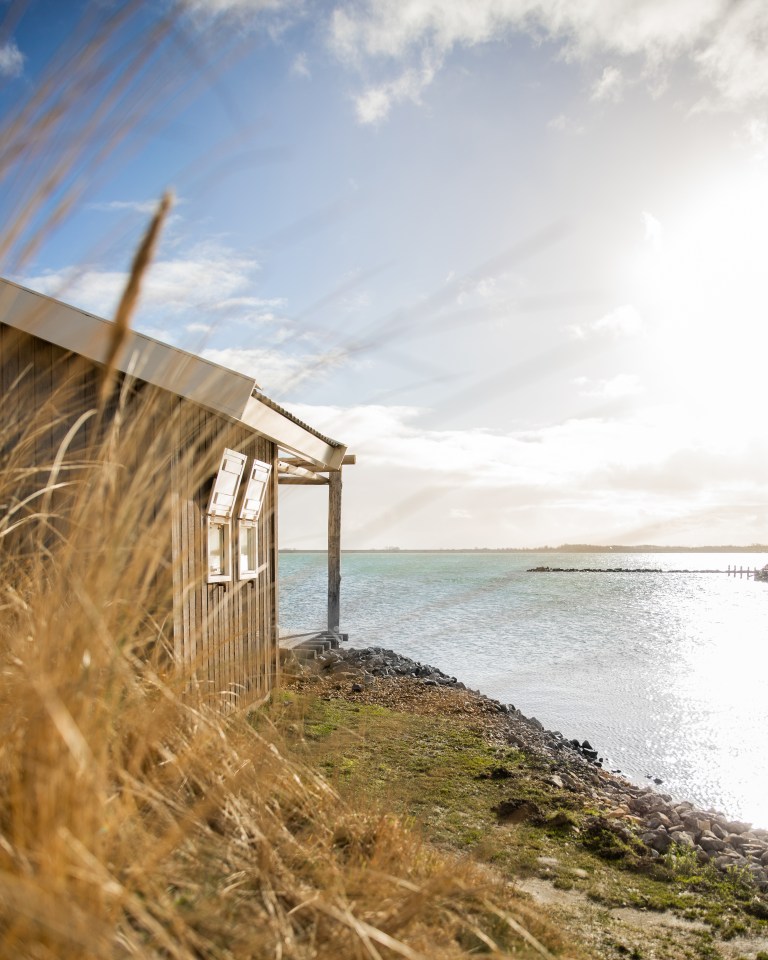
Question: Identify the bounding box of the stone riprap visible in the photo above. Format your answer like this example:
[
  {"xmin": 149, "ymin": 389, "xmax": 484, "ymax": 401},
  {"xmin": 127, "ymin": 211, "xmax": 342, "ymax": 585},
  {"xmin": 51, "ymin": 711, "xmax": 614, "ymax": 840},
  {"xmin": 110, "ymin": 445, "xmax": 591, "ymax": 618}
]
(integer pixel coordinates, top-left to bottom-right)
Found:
[{"xmin": 301, "ymin": 644, "xmax": 768, "ymax": 894}]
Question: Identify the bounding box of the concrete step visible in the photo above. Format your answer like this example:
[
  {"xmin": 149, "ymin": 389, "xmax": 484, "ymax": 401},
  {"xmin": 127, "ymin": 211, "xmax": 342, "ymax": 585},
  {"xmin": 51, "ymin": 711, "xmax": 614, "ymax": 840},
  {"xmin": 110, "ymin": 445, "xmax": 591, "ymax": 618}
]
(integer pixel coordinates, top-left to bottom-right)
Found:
[{"xmin": 278, "ymin": 628, "xmax": 348, "ymax": 671}]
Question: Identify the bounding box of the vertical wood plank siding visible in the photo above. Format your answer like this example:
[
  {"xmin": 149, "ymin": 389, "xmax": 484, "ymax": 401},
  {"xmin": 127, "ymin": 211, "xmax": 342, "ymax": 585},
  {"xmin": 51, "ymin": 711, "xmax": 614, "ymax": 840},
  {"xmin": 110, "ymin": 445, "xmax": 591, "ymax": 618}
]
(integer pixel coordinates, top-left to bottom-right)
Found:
[{"xmin": 1, "ymin": 322, "xmax": 279, "ymax": 709}]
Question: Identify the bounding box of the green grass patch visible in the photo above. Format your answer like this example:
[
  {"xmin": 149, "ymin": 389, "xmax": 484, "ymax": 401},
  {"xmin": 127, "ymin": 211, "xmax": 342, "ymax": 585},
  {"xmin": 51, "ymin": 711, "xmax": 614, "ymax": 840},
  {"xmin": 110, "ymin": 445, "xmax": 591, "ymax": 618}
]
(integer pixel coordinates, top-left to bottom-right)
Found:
[{"xmin": 270, "ymin": 692, "xmax": 768, "ymax": 942}]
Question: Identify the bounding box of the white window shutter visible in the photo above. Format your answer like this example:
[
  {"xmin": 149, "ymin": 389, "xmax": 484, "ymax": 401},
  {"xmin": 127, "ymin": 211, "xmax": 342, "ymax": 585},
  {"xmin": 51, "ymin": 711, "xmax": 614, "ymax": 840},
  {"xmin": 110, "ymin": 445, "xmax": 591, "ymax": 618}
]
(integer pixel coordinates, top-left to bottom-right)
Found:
[
  {"xmin": 207, "ymin": 449, "xmax": 247, "ymax": 519},
  {"xmin": 239, "ymin": 459, "xmax": 271, "ymax": 524}
]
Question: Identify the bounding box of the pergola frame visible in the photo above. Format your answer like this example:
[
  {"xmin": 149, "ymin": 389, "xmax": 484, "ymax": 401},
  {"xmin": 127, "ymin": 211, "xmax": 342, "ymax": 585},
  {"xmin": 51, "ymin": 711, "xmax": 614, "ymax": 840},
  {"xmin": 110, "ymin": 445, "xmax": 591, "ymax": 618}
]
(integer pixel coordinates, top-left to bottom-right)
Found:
[{"xmin": 277, "ymin": 454, "xmax": 356, "ymax": 632}]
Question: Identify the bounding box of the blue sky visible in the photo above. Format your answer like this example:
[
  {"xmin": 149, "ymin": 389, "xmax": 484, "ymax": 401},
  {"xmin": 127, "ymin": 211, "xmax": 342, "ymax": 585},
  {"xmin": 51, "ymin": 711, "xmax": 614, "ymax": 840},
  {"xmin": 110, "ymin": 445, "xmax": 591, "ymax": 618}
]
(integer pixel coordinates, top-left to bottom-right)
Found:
[{"xmin": 3, "ymin": 0, "xmax": 768, "ymax": 547}]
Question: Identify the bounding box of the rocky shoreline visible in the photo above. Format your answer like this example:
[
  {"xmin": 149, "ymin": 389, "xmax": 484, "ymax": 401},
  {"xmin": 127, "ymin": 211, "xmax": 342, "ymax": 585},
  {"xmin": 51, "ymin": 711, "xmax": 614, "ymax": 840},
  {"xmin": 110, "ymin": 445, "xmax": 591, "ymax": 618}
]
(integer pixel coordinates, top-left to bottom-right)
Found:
[{"xmin": 300, "ymin": 644, "xmax": 768, "ymax": 896}]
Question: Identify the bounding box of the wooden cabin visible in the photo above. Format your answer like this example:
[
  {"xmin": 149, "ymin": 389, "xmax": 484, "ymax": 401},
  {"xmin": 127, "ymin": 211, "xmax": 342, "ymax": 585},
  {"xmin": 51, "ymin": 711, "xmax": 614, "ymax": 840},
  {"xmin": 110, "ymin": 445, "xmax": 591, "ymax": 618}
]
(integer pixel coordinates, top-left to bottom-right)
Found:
[{"xmin": 0, "ymin": 277, "xmax": 348, "ymax": 705}]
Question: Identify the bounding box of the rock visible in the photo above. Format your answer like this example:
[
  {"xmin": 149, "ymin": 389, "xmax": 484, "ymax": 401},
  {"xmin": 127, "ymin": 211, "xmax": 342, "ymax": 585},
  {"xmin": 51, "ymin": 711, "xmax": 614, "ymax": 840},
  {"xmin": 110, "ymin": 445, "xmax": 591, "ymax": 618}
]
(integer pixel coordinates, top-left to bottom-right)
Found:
[
  {"xmin": 675, "ymin": 831, "xmax": 696, "ymax": 848},
  {"xmin": 714, "ymin": 854, "xmax": 748, "ymax": 872},
  {"xmin": 648, "ymin": 813, "xmax": 673, "ymax": 830},
  {"xmin": 725, "ymin": 820, "xmax": 751, "ymax": 835},
  {"xmin": 699, "ymin": 834, "xmax": 728, "ymax": 854},
  {"xmin": 642, "ymin": 829, "xmax": 672, "ymax": 854},
  {"xmin": 682, "ymin": 814, "xmax": 710, "ymax": 835},
  {"xmin": 728, "ymin": 833, "xmax": 752, "ymax": 850},
  {"xmin": 747, "ymin": 897, "xmax": 768, "ymax": 918},
  {"xmin": 536, "ymin": 856, "xmax": 560, "ymax": 868},
  {"xmin": 477, "ymin": 766, "xmax": 513, "ymax": 781},
  {"xmin": 494, "ymin": 799, "xmax": 541, "ymax": 824}
]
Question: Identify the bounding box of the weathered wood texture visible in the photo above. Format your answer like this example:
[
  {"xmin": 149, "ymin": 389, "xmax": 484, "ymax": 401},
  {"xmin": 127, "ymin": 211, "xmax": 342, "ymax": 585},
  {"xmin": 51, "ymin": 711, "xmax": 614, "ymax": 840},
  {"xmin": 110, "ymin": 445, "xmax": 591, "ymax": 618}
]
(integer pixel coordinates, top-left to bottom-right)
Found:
[
  {"xmin": 327, "ymin": 470, "xmax": 342, "ymax": 632},
  {"xmin": 1, "ymin": 322, "xmax": 279, "ymax": 709},
  {"xmin": 170, "ymin": 409, "xmax": 278, "ymax": 708}
]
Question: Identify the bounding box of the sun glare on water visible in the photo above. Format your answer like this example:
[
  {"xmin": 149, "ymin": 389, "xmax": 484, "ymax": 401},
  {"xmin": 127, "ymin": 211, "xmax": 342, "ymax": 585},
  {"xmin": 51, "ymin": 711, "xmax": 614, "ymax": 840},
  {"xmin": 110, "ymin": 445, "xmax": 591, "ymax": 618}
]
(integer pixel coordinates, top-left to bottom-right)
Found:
[{"xmin": 667, "ymin": 579, "xmax": 768, "ymax": 827}]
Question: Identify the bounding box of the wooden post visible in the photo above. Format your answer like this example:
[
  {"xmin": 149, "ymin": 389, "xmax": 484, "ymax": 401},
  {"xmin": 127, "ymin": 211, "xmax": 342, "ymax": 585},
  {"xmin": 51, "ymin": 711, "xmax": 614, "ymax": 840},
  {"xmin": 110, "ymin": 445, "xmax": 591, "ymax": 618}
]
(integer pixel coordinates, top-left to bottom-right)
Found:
[
  {"xmin": 328, "ymin": 469, "xmax": 342, "ymax": 632},
  {"xmin": 270, "ymin": 448, "xmax": 280, "ymax": 688}
]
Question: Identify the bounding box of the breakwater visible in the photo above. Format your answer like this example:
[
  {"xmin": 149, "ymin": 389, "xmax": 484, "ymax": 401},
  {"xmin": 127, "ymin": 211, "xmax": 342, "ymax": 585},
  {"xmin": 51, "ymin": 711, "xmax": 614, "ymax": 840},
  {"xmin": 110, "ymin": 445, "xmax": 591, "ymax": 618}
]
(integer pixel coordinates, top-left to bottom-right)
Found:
[{"xmin": 527, "ymin": 566, "xmax": 723, "ymax": 573}]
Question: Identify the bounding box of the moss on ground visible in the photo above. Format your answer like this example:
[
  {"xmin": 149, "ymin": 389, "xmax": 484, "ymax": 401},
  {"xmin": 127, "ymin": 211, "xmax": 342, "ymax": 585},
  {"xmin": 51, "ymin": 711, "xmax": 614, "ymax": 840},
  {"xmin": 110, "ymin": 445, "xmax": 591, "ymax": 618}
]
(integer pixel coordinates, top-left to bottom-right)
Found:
[{"xmin": 263, "ymin": 689, "xmax": 768, "ymax": 959}]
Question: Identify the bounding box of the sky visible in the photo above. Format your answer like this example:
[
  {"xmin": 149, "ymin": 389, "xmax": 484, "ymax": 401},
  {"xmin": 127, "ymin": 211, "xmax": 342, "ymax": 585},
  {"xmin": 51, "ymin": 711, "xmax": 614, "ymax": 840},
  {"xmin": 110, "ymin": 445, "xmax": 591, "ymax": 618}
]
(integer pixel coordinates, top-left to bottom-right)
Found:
[{"xmin": 2, "ymin": 0, "xmax": 768, "ymax": 548}]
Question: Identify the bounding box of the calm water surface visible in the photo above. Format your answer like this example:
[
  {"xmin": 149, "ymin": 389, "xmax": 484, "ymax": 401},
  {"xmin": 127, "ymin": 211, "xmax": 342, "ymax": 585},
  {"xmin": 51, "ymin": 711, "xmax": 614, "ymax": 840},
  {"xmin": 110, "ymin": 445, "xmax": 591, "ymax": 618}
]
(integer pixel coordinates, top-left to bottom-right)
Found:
[{"xmin": 280, "ymin": 551, "xmax": 768, "ymax": 826}]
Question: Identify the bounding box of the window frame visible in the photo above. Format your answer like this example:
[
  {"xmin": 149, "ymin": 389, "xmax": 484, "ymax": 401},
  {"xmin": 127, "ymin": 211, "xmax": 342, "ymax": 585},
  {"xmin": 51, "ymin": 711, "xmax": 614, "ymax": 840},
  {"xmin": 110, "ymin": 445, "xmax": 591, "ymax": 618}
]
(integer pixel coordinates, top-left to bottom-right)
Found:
[
  {"xmin": 207, "ymin": 515, "xmax": 232, "ymax": 583},
  {"xmin": 206, "ymin": 448, "xmax": 247, "ymax": 584},
  {"xmin": 237, "ymin": 458, "xmax": 272, "ymax": 581}
]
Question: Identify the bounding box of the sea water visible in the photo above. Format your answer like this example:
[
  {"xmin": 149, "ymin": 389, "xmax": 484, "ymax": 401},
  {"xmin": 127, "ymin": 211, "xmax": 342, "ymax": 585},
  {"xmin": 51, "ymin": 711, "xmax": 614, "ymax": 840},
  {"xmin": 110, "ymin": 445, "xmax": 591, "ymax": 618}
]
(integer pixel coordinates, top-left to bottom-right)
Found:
[{"xmin": 279, "ymin": 551, "xmax": 768, "ymax": 827}]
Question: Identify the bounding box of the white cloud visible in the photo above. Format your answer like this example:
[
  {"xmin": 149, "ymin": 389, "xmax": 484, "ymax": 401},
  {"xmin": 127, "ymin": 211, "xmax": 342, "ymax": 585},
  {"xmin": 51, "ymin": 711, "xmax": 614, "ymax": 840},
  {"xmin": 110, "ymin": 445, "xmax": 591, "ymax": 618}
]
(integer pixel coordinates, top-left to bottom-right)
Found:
[
  {"xmin": 180, "ymin": 0, "xmax": 297, "ymax": 19},
  {"xmin": 355, "ymin": 86, "xmax": 395, "ymax": 124},
  {"xmin": 574, "ymin": 373, "xmax": 643, "ymax": 398},
  {"xmin": 547, "ymin": 113, "xmax": 585, "ymax": 135},
  {"xmin": 740, "ymin": 118, "xmax": 768, "ymax": 162},
  {"xmin": 291, "ymin": 51, "xmax": 310, "ymax": 78},
  {"xmin": 592, "ymin": 304, "xmax": 644, "ymax": 337},
  {"xmin": 354, "ymin": 56, "xmax": 438, "ymax": 124},
  {"xmin": 568, "ymin": 304, "xmax": 645, "ymax": 340},
  {"xmin": 18, "ymin": 247, "xmax": 350, "ymax": 393},
  {"xmin": 202, "ymin": 345, "xmax": 345, "ymax": 392},
  {"xmin": 591, "ymin": 65, "xmax": 624, "ymax": 102},
  {"xmin": 283, "ymin": 400, "xmax": 763, "ymax": 505},
  {"xmin": 20, "ymin": 243, "xmax": 261, "ymax": 321},
  {"xmin": 474, "ymin": 277, "xmax": 496, "ymax": 299},
  {"xmin": 0, "ymin": 41, "xmax": 24, "ymax": 78},
  {"xmin": 693, "ymin": 0, "xmax": 768, "ymax": 106},
  {"xmin": 88, "ymin": 199, "xmax": 170, "ymax": 216},
  {"xmin": 745, "ymin": 118, "xmax": 768, "ymax": 146},
  {"xmin": 280, "ymin": 400, "xmax": 768, "ymax": 546},
  {"xmin": 210, "ymin": 295, "xmax": 287, "ymax": 311},
  {"xmin": 642, "ymin": 210, "xmax": 663, "ymax": 244},
  {"xmin": 326, "ymin": 0, "xmax": 768, "ymax": 123}
]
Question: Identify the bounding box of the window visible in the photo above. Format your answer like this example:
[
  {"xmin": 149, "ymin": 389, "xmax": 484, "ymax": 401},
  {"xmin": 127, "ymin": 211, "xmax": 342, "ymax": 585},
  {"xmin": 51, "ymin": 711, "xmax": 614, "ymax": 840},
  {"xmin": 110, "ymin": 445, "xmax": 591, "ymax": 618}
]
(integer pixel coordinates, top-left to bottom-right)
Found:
[
  {"xmin": 239, "ymin": 524, "xmax": 258, "ymax": 578},
  {"xmin": 206, "ymin": 448, "xmax": 247, "ymax": 583},
  {"xmin": 238, "ymin": 459, "xmax": 271, "ymax": 579},
  {"xmin": 208, "ymin": 518, "xmax": 230, "ymax": 579}
]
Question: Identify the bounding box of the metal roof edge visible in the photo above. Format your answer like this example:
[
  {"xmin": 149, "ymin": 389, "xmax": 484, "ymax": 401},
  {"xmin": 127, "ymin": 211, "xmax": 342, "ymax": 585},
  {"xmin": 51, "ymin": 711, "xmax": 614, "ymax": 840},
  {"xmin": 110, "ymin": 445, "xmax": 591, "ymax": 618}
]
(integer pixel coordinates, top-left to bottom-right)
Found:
[
  {"xmin": 0, "ymin": 277, "xmax": 347, "ymax": 465},
  {"xmin": 242, "ymin": 394, "xmax": 347, "ymax": 470}
]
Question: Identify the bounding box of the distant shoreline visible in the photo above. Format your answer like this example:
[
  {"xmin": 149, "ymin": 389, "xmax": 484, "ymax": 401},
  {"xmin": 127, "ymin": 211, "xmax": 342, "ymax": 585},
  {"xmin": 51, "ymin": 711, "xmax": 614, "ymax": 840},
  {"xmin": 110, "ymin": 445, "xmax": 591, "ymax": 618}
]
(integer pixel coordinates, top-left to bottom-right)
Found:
[{"xmin": 281, "ymin": 545, "xmax": 768, "ymax": 554}]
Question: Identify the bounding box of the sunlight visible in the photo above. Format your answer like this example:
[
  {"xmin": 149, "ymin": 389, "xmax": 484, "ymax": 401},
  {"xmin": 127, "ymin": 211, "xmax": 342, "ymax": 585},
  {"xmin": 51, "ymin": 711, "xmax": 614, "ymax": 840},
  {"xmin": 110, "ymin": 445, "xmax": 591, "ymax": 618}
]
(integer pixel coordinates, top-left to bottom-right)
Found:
[{"xmin": 637, "ymin": 170, "xmax": 768, "ymax": 427}]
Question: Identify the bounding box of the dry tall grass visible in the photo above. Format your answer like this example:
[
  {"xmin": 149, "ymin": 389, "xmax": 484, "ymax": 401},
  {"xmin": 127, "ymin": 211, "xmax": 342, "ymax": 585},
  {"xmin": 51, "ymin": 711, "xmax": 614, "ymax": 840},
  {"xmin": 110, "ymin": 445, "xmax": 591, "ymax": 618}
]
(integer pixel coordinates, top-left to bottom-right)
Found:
[
  {"xmin": 0, "ymin": 375, "xmax": 569, "ymax": 959},
  {"xmin": 0, "ymin": 5, "xmax": 573, "ymax": 957}
]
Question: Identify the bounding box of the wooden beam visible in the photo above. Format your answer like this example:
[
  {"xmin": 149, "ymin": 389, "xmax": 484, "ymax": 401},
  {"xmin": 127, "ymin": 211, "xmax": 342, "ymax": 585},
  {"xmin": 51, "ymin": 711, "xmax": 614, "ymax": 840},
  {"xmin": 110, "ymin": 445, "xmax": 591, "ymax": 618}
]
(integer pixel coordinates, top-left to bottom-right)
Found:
[
  {"xmin": 277, "ymin": 476, "xmax": 329, "ymax": 485},
  {"xmin": 277, "ymin": 459, "xmax": 328, "ymax": 482},
  {"xmin": 328, "ymin": 470, "xmax": 342, "ymax": 632},
  {"xmin": 280, "ymin": 453, "xmax": 356, "ymax": 471}
]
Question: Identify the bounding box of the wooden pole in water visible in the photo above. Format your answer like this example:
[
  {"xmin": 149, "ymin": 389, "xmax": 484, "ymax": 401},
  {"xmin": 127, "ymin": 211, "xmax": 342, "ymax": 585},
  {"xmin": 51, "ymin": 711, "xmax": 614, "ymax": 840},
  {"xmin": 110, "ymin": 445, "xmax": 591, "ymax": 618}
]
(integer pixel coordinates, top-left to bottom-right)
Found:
[{"xmin": 328, "ymin": 469, "xmax": 342, "ymax": 632}]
